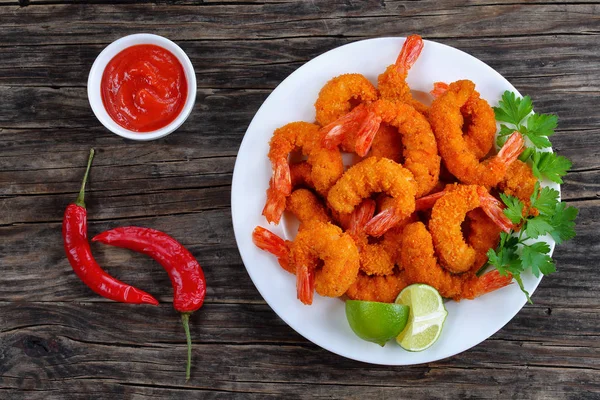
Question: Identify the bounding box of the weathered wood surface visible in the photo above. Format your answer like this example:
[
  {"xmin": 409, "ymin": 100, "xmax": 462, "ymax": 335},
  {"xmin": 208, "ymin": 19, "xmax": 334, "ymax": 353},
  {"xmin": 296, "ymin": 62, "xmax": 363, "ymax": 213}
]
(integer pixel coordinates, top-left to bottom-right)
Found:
[{"xmin": 0, "ymin": 0, "xmax": 599, "ymax": 398}]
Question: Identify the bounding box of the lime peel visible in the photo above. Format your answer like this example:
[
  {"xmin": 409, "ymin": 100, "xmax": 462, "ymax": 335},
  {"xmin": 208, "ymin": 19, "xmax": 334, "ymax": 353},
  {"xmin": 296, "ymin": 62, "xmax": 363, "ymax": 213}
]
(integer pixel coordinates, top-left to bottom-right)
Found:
[{"xmin": 345, "ymin": 300, "xmax": 409, "ymax": 347}]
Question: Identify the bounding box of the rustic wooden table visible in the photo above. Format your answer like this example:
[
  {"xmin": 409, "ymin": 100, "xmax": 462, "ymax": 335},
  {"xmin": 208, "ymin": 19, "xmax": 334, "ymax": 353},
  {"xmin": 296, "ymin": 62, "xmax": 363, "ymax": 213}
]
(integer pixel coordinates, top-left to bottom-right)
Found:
[{"xmin": 1, "ymin": 1, "xmax": 598, "ymax": 398}]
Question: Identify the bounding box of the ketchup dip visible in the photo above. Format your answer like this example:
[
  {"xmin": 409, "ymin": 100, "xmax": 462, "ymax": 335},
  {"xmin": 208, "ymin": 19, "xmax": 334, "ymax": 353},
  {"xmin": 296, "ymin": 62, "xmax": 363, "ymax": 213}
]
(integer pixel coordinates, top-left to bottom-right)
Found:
[{"xmin": 101, "ymin": 44, "xmax": 188, "ymax": 132}]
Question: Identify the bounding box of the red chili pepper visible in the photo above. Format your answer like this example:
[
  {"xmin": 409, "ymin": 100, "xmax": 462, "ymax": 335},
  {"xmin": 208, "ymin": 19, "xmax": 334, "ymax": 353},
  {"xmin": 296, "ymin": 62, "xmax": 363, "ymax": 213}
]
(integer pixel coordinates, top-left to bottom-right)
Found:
[
  {"xmin": 62, "ymin": 149, "xmax": 159, "ymax": 306},
  {"xmin": 92, "ymin": 226, "xmax": 206, "ymax": 381}
]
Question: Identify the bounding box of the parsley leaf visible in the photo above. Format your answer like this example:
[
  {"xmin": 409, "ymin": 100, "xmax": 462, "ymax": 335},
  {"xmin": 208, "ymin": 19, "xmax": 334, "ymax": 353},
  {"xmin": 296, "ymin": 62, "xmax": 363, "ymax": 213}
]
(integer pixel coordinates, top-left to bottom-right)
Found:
[
  {"xmin": 494, "ymin": 91, "xmax": 532, "ymax": 127},
  {"xmin": 531, "ymin": 151, "xmax": 572, "ymax": 184},
  {"xmin": 530, "ymin": 183, "xmax": 560, "ymax": 215},
  {"xmin": 521, "ymin": 242, "xmax": 555, "ymax": 278},
  {"xmin": 521, "ymin": 124, "xmax": 552, "ymax": 149},
  {"xmin": 525, "ymin": 217, "xmax": 554, "ymax": 239},
  {"xmin": 493, "ymin": 92, "xmax": 561, "ymax": 158},
  {"xmin": 526, "ymin": 113, "xmax": 557, "ymax": 141},
  {"xmin": 486, "ymin": 234, "xmax": 520, "ymax": 276},
  {"xmin": 548, "ymin": 202, "xmax": 578, "ymax": 245},
  {"xmin": 500, "ymin": 193, "xmax": 525, "ymax": 225}
]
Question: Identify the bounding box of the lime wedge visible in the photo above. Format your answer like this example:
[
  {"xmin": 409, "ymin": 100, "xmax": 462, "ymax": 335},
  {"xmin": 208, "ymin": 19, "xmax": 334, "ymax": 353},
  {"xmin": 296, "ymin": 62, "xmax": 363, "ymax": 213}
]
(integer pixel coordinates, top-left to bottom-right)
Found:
[
  {"xmin": 345, "ymin": 300, "xmax": 409, "ymax": 347},
  {"xmin": 395, "ymin": 284, "xmax": 447, "ymax": 351}
]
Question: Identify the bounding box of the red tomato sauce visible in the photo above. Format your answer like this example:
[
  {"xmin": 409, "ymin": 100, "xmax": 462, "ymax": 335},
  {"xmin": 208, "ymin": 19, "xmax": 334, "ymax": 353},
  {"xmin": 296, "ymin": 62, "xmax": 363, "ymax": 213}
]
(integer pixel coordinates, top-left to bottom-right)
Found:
[{"xmin": 101, "ymin": 44, "xmax": 188, "ymax": 132}]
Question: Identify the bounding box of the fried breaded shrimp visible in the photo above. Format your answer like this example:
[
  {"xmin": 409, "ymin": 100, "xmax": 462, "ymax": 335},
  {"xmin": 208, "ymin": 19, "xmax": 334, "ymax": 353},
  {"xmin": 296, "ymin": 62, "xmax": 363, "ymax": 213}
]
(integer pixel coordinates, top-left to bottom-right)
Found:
[
  {"xmin": 321, "ymin": 36, "xmax": 427, "ymax": 156},
  {"xmin": 429, "ymin": 184, "xmax": 512, "ymax": 274},
  {"xmin": 327, "ymin": 157, "xmax": 417, "ymax": 237},
  {"xmin": 431, "ymin": 81, "xmax": 496, "ymax": 159},
  {"xmin": 400, "ymin": 222, "xmax": 513, "ymax": 301},
  {"xmin": 345, "ymin": 269, "xmax": 408, "ymax": 303},
  {"xmin": 418, "ymin": 183, "xmax": 513, "ymax": 227},
  {"xmin": 290, "ymin": 221, "xmax": 360, "ymax": 305},
  {"xmin": 358, "ymin": 244, "xmax": 396, "ymax": 276},
  {"xmin": 263, "ymin": 121, "xmax": 343, "ymax": 223},
  {"xmin": 429, "ymin": 80, "xmax": 524, "ymax": 186},
  {"xmin": 380, "ymin": 213, "xmax": 418, "ymax": 264},
  {"xmin": 345, "ymin": 204, "xmax": 415, "ymax": 300},
  {"xmin": 325, "ymin": 98, "xmax": 441, "ymax": 191},
  {"xmin": 466, "ymin": 208, "xmax": 502, "ymax": 274},
  {"xmin": 289, "ymin": 161, "xmax": 314, "ymax": 190},
  {"xmin": 286, "ymin": 188, "xmax": 330, "ymax": 230},
  {"xmin": 416, "ymin": 188, "xmax": 502, "ymax": 274},
  {"xmin": 252, "ymin": 226, "xmax": 293, "ymax": 274},
  {"xmin": 368, "ymin": 123, "xmax": 403, "ymax": 163},
  {"xmin": 498, "ymin": 159, "xmax": 538, "ymax": 214},
  {"xmin": 370, "ymin": 99, "xmax": 441, "ymax": 197},
  {"xmin": 255, "ymin": 191, "xmax": 330, "ymax": 273},
  {"xmin": 377, "ymin": 34, "xmax": 428, "ymax": 114},
  {"xmin": 346, "ymin": 199, "xmax": 396, "ymax": 276},
  {"xmin": 315, "ymin": 73, "xmax": 378, "ymax": 126}
]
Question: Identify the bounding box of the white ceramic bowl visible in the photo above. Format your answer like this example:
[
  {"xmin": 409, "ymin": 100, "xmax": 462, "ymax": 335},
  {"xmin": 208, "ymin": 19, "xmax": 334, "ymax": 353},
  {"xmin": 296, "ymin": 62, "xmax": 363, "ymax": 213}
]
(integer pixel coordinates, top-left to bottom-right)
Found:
[{"xmin": 87, "ymin": 33, "xmax": 197, "ymax": 141}]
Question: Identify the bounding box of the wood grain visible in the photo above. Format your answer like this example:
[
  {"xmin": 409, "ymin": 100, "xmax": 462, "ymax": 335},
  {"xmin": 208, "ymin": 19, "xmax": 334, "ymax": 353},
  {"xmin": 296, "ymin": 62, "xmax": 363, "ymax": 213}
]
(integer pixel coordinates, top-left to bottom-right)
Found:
[
  {"xmin": 0, "ymin": 2, "xmax": 599, "ymax": 46},
  {"xmin": 0, "ymin": 303, "xmax": 598, "ymax": 397},
  {"xmin": 0, "ymin": 0, "xmax": 599, "ymax": 398}
]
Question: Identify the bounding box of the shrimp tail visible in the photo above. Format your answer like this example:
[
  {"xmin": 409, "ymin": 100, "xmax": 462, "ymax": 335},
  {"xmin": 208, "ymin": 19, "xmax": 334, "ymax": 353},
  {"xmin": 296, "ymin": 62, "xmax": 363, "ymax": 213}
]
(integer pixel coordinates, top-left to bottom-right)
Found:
[
  {"xmin": 415, "ymin": 190, "xmax": 447, "ymax": 211},
  {"xmin": 471, "ymin": 270, "xmax": 513, "ymax": 298},
  {"xmin": 396, "ymin": 34, "xmax": 424, "ymax": 75},
  {"xmin": 477, "ymin": 186, "xmax": 515, "ymax": 233},
  {"xmin": 354, "ymin": 111, "xmax": 383, "ymax": 157},
  {"xmin": 497, "ymin": 132, "xmax": 525, "ymax": 165},
  {"xmin": 296, "ymin": 264, "xmax": 315, "ymax": 305},
  {"xmin": 430, "ymin": 81, "xmax": 449, "ymax": 98},
  {"xmin": 321, "ymin": 124, "xmax": 347, "ymax": 149},
  {"xmin": 273, "ymin": 158, "xmax": 292, "ymax": 195},
  {"xmin": 321, "ymin": 104, "xmax": 368, "ymax": 149},
  {"xmin": 364, "ymin": 208, "xmax": 402, "ymax": 237},
  {"xmin": 262, "ymin": 180, "xmax": 287, "ymax": 224},
  {"xmin": 252, "ymin": 226, "xmax": 290, "ymax": 270},
  {"xmin": 348, "ymin": 199, "xmax": 376, "ymax": 237}
]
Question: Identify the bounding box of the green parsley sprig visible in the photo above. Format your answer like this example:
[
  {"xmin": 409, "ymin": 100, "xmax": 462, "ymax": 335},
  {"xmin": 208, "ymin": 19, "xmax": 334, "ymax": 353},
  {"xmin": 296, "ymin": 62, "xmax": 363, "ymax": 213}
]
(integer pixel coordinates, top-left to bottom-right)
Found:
[
  {"xmin": 485, "ymin": 89, "xmax": 578, "ymax": 302},
  {"xmin": 486, "ymin": 183, "xmax": 577, "ymax": 302},
  {"xmin": 494, "ymin": 91, "xmax": 571, "ymax": 184}
]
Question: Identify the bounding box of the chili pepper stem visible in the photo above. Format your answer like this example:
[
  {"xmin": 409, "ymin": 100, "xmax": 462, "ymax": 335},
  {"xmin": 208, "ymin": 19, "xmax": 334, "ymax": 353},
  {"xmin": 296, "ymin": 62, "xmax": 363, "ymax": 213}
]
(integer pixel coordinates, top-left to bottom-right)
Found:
[
  {"xmin": 75, "ymin": 148, "xmax": 95, "ymax": 208},
  {"xmin": 181, "ymin": 312, "xmax": 193, "ymax": 381}
]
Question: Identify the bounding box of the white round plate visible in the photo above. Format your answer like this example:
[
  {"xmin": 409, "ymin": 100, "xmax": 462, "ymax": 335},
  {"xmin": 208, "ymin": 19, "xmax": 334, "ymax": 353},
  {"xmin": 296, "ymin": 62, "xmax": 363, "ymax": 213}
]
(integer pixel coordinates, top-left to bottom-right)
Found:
[{"xmin": 231, "ymin": 37, "xmax": 557, "ymax": 365}]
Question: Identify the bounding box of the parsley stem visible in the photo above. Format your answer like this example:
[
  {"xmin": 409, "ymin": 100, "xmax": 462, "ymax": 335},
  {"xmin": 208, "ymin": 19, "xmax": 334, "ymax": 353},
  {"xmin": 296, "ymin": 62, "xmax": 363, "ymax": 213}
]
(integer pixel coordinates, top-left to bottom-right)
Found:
[{"xmin": 518, "ymin": 227, "xmax": 525, "ymax": 243}]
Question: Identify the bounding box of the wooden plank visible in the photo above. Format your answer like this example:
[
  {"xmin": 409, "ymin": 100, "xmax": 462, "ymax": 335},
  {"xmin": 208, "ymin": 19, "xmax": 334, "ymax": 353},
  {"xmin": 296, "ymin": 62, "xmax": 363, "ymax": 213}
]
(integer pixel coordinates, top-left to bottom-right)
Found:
[
  {"xmin": 13, "ymin": 0, "xmax": 600, "ymax": 5},
  {"xmin": 0, "ymin": 147, "xmax": 236, "ymax": 196},
  {"xmin": 1, "ymin": 35, "xmax": 598, "ymax": 90},
  {"xmin": 0, "ymin": 310, "xmax": 597, "ymax": 397},
  {"xmin": 562, "ymin": 169, "xmax": 600, "ymax": 201},
  {"xmin": 2, "ymin": 366, "xmax": 596, "ymax": 400},
  {"xmin": 0, "ymin": 3, "xmax": 598, "ymax": 46},
  {"xmin": 0, "ymin": 127, "xmax": 243, "ymax": 171},
  {"xmin": 0, "ymin": 86, "xmax": 268, "ymax": 129}
]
